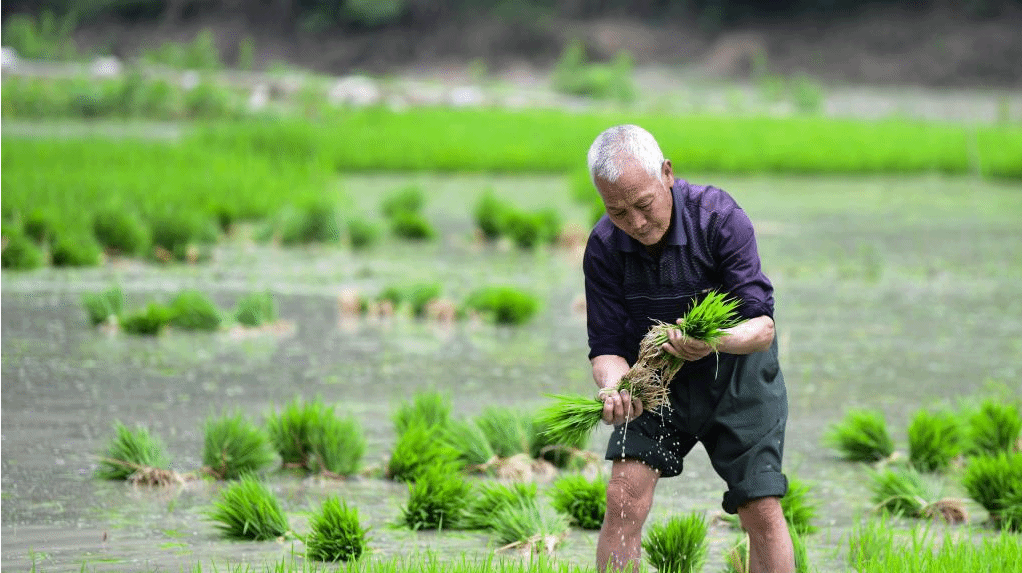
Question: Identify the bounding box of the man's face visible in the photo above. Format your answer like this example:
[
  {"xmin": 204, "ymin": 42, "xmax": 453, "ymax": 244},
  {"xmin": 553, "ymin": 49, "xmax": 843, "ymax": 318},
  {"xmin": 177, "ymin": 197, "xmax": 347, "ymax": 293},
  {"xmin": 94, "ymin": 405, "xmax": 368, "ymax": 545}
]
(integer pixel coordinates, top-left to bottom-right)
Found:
[{"xmin": 595, "ymin": 158, "xmax": 674, "ymax": 246}]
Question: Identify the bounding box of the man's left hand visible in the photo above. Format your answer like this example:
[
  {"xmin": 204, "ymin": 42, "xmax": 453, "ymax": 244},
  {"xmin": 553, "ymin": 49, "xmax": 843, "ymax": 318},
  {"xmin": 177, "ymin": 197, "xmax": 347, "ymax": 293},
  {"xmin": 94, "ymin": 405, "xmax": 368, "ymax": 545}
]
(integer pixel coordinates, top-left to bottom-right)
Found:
[{"xmin": 661, "ymin": 319, "xmax": 712, "ymax": 361}]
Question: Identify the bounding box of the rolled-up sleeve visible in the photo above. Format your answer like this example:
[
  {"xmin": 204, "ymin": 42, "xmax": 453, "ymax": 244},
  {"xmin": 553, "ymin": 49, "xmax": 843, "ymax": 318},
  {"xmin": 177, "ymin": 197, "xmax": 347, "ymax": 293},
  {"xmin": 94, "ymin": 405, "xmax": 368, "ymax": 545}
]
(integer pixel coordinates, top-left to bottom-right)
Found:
[
  {"xmin": 712, "ymin": 208, "xmax": 774, "ymax": 320},
  {"xmin": 583, "ymin": 232, "xmax": 631, "ymax": 361}
]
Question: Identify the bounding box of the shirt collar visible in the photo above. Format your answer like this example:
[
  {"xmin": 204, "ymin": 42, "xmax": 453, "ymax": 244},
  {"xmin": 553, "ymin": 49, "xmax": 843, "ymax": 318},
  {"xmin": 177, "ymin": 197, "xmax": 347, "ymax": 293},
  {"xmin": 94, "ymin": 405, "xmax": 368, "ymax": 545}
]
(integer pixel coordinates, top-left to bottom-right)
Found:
[{"xmin": 611, "ymin": 178, "xmax": 689, "ymax": 253}]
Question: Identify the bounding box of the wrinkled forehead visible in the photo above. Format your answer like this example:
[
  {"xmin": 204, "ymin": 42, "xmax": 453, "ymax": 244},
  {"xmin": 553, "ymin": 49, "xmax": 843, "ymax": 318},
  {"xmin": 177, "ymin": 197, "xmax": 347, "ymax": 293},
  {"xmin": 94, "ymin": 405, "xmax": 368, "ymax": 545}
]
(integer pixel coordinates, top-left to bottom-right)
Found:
[{"xmin": 597, "ymin": 161, "xmax": 663, "ymax": 206}]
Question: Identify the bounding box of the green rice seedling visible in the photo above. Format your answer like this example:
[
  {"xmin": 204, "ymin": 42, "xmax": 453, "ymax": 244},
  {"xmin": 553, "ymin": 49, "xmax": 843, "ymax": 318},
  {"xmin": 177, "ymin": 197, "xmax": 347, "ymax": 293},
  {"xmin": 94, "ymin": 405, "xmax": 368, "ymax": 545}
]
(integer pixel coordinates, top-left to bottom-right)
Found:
[
  {"xmin": 852, "ymin": 524, "xmax": 1022, "ymax": 573},
  {"xmin": 439, "ymin": 418, "xmax": 496, "ymax": 469},
  {"xmin": 306, "ymin": 496, "xmax": 369, "ymax": 562},
  {"xmin": 961, "ymin": 452, "xmax": 1022, "ymax": 529},
  {"xmin": 1, "ymin": 228, "xmax": 45, "ymax": 270},
  {"xmin": 461, "ymin": 481, "xmax": 538, "ymax": 530},
  {"xmin": 504, "ymin": 211, "xmax": 545, "ymax": 250},
  {"xmin": 168, "ymin": 290, "xmax": 222, "ymax": 331},
  {"xmin": 963, "ymin": 398, "xmax": 1022, "ymax": 456},
  {"xmin": 346, "ymin": 216, "xmax": 380, "ymax": 249},
  {"xmin": 92, "ymin": 207, "xmax": 151, "ymax": 257},
  {"xmin": 119, "ymin": 302, "xmax": 174, "ymax": 335},
  {"xmin": 94, "ymin": 421, "xmax": 170, "ymax": 481},
  {"xmin": 389, "ymin": 211, "xmax": 436, "ymax": 241},
  {"xmin": 846, "ymin": 515, "xmax": 894, "ymax": 570},
  {"xmin": 474, "ymin": 407, "xmax": 533, "ymax": 459},
  {"xmin": 81, "ymin": 286, "xmax": 124, "ymax": 326},
  {"xmin": 462, "ymin": 285, "xmax": 540, "ymax": 325},
  {"xmin": 781, "ymin": 476, "xmax": 819, "ymax": 534},
  {"xmin": 530, "ymin": 413, "xmax": 590, "ymax": 469},
  {"xmin": 642, "ymin": 512, "xmax": 709, "ymax": 573},
  {"xmin": 824, "ymin": 409, "xmax": 895, "ymax": 462},
  {"xmin": 203, "ymin": 410, "xmax": 276, "ymax": 480},
  {"xmin": 387, "ymin": 422, "xmax": 462, "ymax": 483},
  {"xmin": 206, "ymin": 474, "xmax": 290, "ymax": 540},
  {"xmin": 490, "ymin": 499, "xmax": 570, "ymax": 554},
  {"xmin": 234, "ymin": 291, "xmax": 277, "ymax": 327},
  {"xmin": 722, "ymin": 534, "xmax": 750, "ymax": 573},
  {"xmin": 399, "ymin": 465, "xmax": 472, "ymax": 531},
  {"xmin": 50, "ymin": 231, "xmax": 102, "ymax": 267},
  {"xmin": 1000, "ymin": 488, "xmax": 1022, "ymax": 533},
  {"xmin": 22, "ymin": 209, "xmax": 59, "ymax": 243},
  {"xmin": 265, "ymin": 396, "xmax": 333, "ymax": 470},
  {"xmin": 308, "ymin": 412, "xmax": 366, "ymax": 478},
  {"xmin": 380, "ymin": 185, "xmax": 426, "ymax": 218},
  {"xmin": 869, "ymin": 467, "xmax": 966, "ymax": 522},
  {"xmin": 378, "ymin": 283, "xmax": 443, "ymax": 317},
  {"xmin": 278, "ymin": 197, "xmax": 341, "ymax": 246},
  {"xmin": 791, "ymin": 528, "xmax": 810, "ymax": 573},
  {"xmin": 149, "ymin": 210, "xmax": 218, "ymax": 262},
  {"xmin": 908, "ymin": 408, "xmax": 963, "ymax": 472},
  {"xmin": 393, "ymin": 390, "xmax": 452, "ymax": 437},
  {"xmin": 549, "ymin": 474, "xmax": 606, "ymax": 530},
  {"xmin": 473, "ymin": 190, "xmax": 514, "ymax": 241}
]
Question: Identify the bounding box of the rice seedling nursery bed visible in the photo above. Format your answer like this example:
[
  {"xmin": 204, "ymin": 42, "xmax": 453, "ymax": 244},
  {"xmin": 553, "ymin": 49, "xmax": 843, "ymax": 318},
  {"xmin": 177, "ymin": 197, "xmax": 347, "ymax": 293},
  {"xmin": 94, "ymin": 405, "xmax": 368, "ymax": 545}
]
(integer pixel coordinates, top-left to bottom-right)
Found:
[{"xmin": 2, "ymin": 109, "xmax": 1022, "ymax": 573}]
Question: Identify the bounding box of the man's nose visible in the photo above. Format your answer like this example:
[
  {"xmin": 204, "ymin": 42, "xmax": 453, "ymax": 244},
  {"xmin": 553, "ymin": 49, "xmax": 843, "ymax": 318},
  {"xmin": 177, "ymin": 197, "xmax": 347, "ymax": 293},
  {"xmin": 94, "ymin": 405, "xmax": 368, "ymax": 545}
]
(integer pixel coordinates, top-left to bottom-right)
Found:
[{"xmin": 625, "ymin": 210, "xmax": 646, "ymax": 230}]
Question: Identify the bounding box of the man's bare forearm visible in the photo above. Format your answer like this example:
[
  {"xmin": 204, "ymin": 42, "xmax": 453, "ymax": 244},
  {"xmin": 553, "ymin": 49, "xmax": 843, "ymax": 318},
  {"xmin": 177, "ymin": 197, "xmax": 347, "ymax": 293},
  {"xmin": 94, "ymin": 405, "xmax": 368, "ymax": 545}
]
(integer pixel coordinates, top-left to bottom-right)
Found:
[{"xmin": 716, "ymin": 315, "xmax": 775, "ymax": 355}]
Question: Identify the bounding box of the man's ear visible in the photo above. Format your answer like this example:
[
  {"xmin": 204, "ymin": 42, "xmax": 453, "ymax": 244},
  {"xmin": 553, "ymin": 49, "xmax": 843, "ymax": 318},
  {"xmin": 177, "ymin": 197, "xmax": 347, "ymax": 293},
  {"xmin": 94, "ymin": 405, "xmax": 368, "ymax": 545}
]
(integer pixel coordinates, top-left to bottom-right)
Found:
[{"xmin": 661, "ymin": 159, "xmax": 674, "ymax": 186}]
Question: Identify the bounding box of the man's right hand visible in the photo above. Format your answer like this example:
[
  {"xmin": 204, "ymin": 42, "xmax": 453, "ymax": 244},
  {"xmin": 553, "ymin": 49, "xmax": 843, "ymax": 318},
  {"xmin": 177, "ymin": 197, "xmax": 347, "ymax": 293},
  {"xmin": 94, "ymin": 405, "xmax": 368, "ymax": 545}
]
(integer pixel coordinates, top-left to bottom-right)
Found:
[{"xmin": 598, "ymin": 387, "xmax": 644, "ymax": 426}]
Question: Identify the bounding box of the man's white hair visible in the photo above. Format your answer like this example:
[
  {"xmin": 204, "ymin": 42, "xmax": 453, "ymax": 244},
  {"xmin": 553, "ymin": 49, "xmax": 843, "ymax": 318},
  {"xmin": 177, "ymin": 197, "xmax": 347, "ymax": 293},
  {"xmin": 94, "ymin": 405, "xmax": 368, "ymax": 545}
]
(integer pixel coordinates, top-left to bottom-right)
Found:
[{"xmin": 587, "ymin": 124, "xmax": 665, "ymax": 184}]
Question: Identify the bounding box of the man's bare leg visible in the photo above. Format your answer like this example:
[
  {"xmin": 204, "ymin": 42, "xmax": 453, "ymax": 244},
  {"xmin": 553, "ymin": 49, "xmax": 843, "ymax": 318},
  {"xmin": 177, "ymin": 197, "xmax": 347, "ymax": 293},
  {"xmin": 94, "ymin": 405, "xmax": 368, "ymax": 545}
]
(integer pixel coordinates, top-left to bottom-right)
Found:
[
  {"xmin": 596, "ymin": 459, "xmax": 659, "ymax": 573},
  {"xmin": 738, "ymin": 496, "xmax": 795, "ymax": 573}
]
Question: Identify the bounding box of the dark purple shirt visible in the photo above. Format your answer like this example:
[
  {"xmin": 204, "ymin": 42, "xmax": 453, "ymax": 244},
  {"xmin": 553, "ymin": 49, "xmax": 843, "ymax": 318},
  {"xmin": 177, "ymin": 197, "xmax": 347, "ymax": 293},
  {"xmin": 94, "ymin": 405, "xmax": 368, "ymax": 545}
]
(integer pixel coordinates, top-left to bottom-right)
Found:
[{"xmin": 584, "ymin": 178, "xmax": 774, "ymax": 366}]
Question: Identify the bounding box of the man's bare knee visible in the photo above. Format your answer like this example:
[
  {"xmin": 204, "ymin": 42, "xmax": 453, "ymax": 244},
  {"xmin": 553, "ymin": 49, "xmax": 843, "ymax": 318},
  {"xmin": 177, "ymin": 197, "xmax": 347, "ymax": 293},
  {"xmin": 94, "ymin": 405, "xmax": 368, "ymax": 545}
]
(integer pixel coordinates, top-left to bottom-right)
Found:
[{"xmin": 604, "ymin": 463, "xmax": 657, "ymax": 530}]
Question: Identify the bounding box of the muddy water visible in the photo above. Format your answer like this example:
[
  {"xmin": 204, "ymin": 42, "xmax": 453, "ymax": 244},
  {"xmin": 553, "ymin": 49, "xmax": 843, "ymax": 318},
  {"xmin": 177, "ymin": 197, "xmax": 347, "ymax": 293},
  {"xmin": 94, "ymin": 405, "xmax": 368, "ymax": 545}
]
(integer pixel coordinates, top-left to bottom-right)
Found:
[{"xmin": 3, "ymin": 174, "xmax": 1021, "ymax": 572}]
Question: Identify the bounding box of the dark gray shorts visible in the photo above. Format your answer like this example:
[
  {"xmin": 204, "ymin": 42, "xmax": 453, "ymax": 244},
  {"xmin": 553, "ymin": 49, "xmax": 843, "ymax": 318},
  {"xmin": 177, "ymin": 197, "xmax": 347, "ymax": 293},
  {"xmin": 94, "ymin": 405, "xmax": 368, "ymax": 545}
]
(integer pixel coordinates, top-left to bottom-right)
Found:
[{"xmin": 605, "ymin": 338, "xmax": 788, "ymax": 514}]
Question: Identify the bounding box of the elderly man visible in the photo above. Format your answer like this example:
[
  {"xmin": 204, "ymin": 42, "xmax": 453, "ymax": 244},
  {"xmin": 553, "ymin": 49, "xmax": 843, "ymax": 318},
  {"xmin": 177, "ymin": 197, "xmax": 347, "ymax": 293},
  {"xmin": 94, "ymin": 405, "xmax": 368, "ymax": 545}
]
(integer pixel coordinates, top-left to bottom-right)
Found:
[{"xmin": 584, "ymin": 125, "xmax": 794, "ymax": 573}]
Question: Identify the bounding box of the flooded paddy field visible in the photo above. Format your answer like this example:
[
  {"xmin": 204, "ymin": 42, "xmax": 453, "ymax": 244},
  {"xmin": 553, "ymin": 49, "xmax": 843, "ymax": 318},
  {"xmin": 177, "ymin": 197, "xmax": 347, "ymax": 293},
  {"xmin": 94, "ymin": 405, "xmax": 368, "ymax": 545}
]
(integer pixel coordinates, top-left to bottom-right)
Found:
[{"xmin": 3, "ymin": 172, "xmax": 1021, "ymax": 572}]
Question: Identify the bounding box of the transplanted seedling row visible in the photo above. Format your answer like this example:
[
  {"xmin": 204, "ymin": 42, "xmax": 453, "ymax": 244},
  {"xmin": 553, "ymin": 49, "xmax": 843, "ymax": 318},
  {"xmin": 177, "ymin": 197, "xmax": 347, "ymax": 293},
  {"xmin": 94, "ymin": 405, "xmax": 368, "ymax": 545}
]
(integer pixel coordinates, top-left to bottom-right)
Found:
[
  {"xmin": 341, "ymin": 282, "xmax": 541, "ymax": 326},
  {"xmin": 825, "ymin": 397, "xmax": 1022, "ymax": 531}
]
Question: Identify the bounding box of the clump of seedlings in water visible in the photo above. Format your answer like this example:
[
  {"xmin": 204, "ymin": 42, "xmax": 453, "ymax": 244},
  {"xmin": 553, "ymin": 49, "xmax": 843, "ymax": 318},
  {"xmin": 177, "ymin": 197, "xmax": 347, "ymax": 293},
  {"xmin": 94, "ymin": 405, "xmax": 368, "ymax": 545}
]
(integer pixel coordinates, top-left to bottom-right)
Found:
[
  {"xmin": 399, "ymin": 465, "xmax": 472, "ymax": 531},
  {"xmin": 907, "ymin": 407, "xmax": 963, "ymax": 472},
  {"xmin": 119, "ymin": 301, "xmax": 174, "ymax": 335},
  {"xmin": 961, "ymin": 451, "xmax": 1022, "ymax": 531},
  {"xmin": 266, "ymin": 397, "xmax": 365, "ymax": 477},
  {"xmin": 81, "ymin": 286, "xmax": 123, "ymax": 326},
  {"xmin": 824, "ymin": 408, "xmax": 895, "ymax": 462},
  {"xmin": 782, "ymin": 476, "xmax": 820, "ymax": 534},
  {"xmin": 377, "ymin": 282, "xmax": 443, "ymax": 318},
  {"xmin": 460, "ymin": 481, "xmax": 538, "ymax": 530},
  {"xmin": 203, "ymin": 409, "xmax": 276, "ymax": 480},
  {"xmin": 306, "ymin": 496, "xmax": 369, "ymax": 562},
  {"xmin": 846, "ymin": 515, "xmax": 895, "ymax": 570},
  {"xmin": 549, "ymin": 473, "xmax": 606, "ymax": 530},
  {"xmin": 167, "ymin": 289, "xmax": 222, "ymax": 331},
  {"xmin": 869, "ymin": 467, "xmax": 967, "ymax": 523},
  {"xmin": 393, "ymin": 389, "xmax": 451, "ymax": 437},
  {"xmin": 538, "ymin": 291, "xmax": 742, "ymax": 446},
  {"xmin": 461, "ymin": 285, "xmax": 540, "ymax": 325},
  {"xmin": 439, "ymin": 418, "xmax": 496, "ymax": 470},
  {"xmin": 206, "ymin": 474, "xmax": 290, "ymax": 540},
  {"xmin": 962, "ymin": 398, "xmax": 1022, "ymax": 456},
  {"xmin": 490, "ymin": 498, "xmax": 569, "ymax": 555},
  {"xmin": 474, "ymin": 406, "xmax": 533, "ymax": 459},
  {"xmin": 387, "ymin": 422, "xmax": 462, "ymax": 482},
  {"xmin": 531, "ymin": 413, "xmax": 593, "ymax": 470},
  {"xmin": 95, "ymin": 421, "xmax": 179, "ymax": 486},
  {"xmin": 234, "ymin": 290, "xmax": 277, "ymax": 327},
  {"xmin": 642, "ymin": 512, "xmax": 709, "ymax": 573}
]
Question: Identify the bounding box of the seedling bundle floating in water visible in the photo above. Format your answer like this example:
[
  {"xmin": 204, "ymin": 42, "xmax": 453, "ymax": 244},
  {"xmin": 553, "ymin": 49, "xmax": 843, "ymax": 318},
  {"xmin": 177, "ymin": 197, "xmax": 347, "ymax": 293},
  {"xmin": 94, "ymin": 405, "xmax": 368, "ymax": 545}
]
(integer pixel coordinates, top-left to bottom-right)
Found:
[{"xmin": 538, "ymin": 291, "xmax": 743, "ymax": 445}]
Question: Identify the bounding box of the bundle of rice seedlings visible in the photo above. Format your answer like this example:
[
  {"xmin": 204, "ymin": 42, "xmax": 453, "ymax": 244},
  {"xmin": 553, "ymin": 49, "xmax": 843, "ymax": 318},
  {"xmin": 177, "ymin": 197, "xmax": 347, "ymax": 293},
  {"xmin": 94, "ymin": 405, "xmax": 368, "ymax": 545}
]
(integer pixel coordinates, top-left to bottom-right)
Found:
[
  {"xmin": 490, "ymin": 499, "xmax": 569, "ymax": 555},
  {"xmin": 119, "ymin": 302, "xmax": 174, "ymax": 336},
  {"xmin": 1, "ymin": 228, "xmax": 45, "ymax": 270},
  {"xmin": 386, "ymin": 422, "xmax": 462, "ymax": 482},
  {"xmin": 393, "ymin": 390, "xmax": 451, "ymax": 437},
  {"xmin": 234, "ymin": 290, "xmax": 277, "ymax": 327},
  {"xmin": 308, "ymin": 412, "xmax": 366, "ymax": 478},
  {"xmin": 398, "ymin": 465, "xmax": 472, "ymax": 531},
  {"xmin": 824, "ymin": 409, "xmax": 895, "ymax": 462},
  {"xmin": 961, "ymin": 452, "xmax": 1022, "ymax": 530},
  {"xmin": 791, "ymin": 528, "xmax": 810, "ymax": 573},
  {"xmin": 846, "ymin": 515, "xmax": 894, "ymax": 569},
  {"xmin": 306, "ymin": 496, "xmax": 369, "ymax": 562},
  {"xmin": 346, "ymin": 216, "xmax": 380, "ymax": 250},
  {"xmin": 907, "ymin": 408, "xmax": 963, "ymax": 472},
  {"xmin": 462, "ymin": 285, "xmax": 540, "ymax": 326},
  {"xmin": 869, "ymin": 468, "xmax": 967, "ymax": 523},
  {"xmin": 278, "ymin": 197, "xmax": 340, "ymax": 245},
  {"xmin": 81, "ymin": 286, "xmax": 124, "ymax": 326},
  {"xmin": 538, "ymin": 291, "xmax": 742, "ymax": 446},
  {"xmin": 94, "ymin": 421, "xmax": 175, "ymax": 485},
  {"xmin": 460, "ymin": 481, "xmax": 538, "ymax": 530},
  {"xmin": 963, "ymin": 399, "xmax": 1022, "ymax": 456},
  {"xmin": 202, "ymin": 410, "xmax": 276, "ymax": 480},
  {"xmin": 92, "ymin": 207, "xmax": 151, "ymax": 257},
  {"xmin": 530, "ymin": 413, "xmax": 592, "ymax": 470},
  {"xmin": 642, "ymin": 512, "xmax": 709, "ymax": 573},
  {"xmin": 439, "ymin": 418, "xmax": 496, "ymax": 470},
  {"xmin": 380, "ymin": 185, "xmax": 426, "ymax": 218},
  {"xmin": 782, "ymin": 476, "xmax": 819, "ymax": 535},
  {"xmin": 378, "ymin": 283, "xmax": 443, "ymax": 318},
  {"xmin": 549, "ymin": 473, "xmax": 606, "ymax": 530},
  {"xmin": 265, "ymin": 396, "xmax": 334, "ymax": 470},
  {"xmin": 1000, "ymin": 489, "xmax": 1022, "ymax": 533},
  {"xmin": 206, "ymin": 474, "xmax": 290, "ymax": 541},
  {"xmin": 168, "ymin": 290, "xmax": 222, "ymax": 331},
  {"xmin": 390, "ymin": 211, "xmax": 436, "ymax": 241},
  {"xmin": 475, "ymin": 406, "xmax": 533, "ymax": 459}
]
